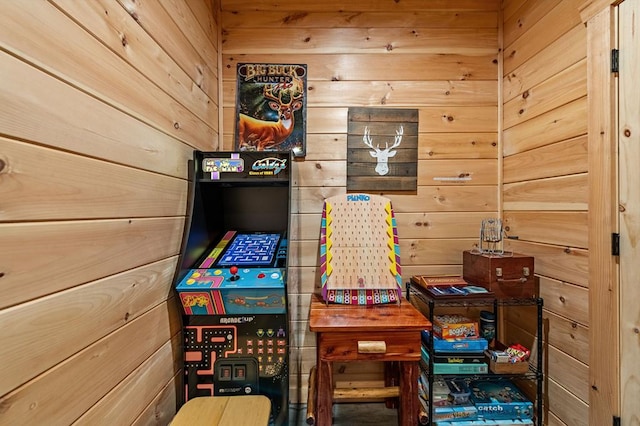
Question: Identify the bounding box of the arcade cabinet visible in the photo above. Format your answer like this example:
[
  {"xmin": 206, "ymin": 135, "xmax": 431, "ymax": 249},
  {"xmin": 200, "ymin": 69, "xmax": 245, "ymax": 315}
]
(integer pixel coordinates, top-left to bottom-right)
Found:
[{"xmin": 174, "ymin": 151, "xmax": 291, "ymax": 425}]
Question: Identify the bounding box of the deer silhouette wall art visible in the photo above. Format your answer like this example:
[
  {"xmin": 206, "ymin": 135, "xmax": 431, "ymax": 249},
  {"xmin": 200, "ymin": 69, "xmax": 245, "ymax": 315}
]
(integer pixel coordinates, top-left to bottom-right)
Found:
[{"xmin": 362, "ymin": 125, "xmax": 404, "ymax": 176}]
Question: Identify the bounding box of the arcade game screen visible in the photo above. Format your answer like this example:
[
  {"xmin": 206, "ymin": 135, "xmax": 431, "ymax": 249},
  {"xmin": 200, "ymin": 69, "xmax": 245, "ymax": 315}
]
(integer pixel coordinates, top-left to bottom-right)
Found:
[{"xmin": 215, "ymin": 232, "xmax": 282, "ymax": 268}]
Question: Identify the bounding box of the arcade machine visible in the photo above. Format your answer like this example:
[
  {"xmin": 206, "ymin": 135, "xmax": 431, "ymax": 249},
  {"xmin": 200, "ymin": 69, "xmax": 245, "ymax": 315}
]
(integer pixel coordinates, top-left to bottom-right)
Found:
[{"xmin": 174, "ymin": 151, "xmax": 291, "ymax": 425}]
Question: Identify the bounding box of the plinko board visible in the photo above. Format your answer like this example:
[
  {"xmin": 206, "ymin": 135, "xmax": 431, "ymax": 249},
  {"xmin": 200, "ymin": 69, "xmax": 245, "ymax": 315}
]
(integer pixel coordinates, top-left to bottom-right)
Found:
[{"xmin": 320, "ymin": 193, "xmax": 402, "ymax": 304}]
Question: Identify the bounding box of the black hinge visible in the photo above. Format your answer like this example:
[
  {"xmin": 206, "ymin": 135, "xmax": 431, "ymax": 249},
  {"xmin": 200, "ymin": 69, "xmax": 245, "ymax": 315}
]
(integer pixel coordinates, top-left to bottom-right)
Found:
[
  {"xmin": 612, "ymin": 49, "xmax": 619, "ymax": 73},
  {"xmin": 612, "ymin": 233, "xmax": 620, "ymax": 256},
  {"xmin": 613, "ymin": 415, "xmax": 621, "ymax": 426}
]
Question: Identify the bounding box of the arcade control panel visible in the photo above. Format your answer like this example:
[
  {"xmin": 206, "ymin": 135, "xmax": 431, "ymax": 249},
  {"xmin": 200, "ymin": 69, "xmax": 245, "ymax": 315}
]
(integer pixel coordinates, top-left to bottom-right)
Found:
[{"xmin": 176, "ymin": 231, "xmax": 288, "ymax": 315}]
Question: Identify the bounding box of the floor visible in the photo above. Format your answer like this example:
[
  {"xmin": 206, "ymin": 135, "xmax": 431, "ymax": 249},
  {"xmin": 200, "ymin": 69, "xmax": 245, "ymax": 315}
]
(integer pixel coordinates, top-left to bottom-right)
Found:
[{"xmin": 288, "ymin": 403, "xmax": 399, "ymax": 426}]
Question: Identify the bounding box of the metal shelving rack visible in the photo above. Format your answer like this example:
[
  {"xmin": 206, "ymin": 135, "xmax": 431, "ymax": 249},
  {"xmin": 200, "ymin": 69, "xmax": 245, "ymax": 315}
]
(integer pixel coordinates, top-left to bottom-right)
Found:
[{"xmin": 406, "ymin": 281, "xmax": 544, "ymax": 425}]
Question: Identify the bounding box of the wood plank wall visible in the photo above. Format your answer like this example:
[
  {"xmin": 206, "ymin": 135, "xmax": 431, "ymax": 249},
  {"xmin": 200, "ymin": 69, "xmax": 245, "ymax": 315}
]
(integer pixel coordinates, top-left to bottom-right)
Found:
[
  {"xmin": 219, "ymin": 0, "xmax": 500, "ymax": 405},
  {"xmin": 501, "ymin": 0, "xmax": 590, "ymax": 424},
  {"xmin": 0, "ymin": 0, "xmax": 600, "ymax": 424},
  {"xmin": 0, "ymin": 0, "xmax": 219, "ymax": 424}
]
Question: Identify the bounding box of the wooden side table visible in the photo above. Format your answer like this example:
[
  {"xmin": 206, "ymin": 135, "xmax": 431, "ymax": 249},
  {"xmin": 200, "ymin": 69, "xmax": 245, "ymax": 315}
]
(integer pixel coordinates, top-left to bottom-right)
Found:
[{"xmin": 308, "ymin": 294, "xmax": 431, "ymax": 426}]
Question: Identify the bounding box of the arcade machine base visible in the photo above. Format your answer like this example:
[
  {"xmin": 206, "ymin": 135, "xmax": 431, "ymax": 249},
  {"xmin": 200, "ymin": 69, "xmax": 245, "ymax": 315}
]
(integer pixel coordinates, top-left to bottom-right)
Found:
[{"xmin": 183, "ymin": 315, "xmax": 288, "ymax": 424}]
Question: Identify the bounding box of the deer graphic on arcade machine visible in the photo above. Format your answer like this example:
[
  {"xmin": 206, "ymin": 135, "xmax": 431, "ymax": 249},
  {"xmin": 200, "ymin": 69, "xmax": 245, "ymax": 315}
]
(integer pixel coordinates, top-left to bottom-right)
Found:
[
  {"xmin": 362, "ymin": 125, "xmax": 404, "ymax": 176},
  {"xmin": 238, "ymin": 79, "xmax": 303, "ymax": 151}
]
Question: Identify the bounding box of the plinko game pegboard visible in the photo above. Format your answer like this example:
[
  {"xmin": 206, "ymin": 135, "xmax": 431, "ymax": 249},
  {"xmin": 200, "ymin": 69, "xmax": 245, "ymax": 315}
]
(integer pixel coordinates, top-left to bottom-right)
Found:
[{"xmin": 320, "ymin": 193, "xmax": 402, "ymax": 304}]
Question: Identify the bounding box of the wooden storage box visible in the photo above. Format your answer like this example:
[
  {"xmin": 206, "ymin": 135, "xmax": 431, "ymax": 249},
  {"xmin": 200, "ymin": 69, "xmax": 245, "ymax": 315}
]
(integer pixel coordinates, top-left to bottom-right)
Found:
[{"xmin": 462, "ymin": 250, "xmax": 536, "ymax": 298}]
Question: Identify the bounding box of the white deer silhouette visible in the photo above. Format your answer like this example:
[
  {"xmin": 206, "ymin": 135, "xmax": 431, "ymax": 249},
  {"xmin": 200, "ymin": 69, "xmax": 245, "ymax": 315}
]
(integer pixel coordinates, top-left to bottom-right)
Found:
[{"xmin": 362, "ymin": 126, "xmax": 403, "ymax": 176}]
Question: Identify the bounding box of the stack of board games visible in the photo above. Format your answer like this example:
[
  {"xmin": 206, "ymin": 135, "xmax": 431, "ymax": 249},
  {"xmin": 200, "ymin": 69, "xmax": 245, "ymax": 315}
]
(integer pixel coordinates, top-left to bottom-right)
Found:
[
  {"xmin": 421, "ymin": 312, "xmax": 489, "ymax": 374},
  {"xmin": 418, "ymin": 376, "xmax": 478, "ymax": 423},
  {"xmin": 417, "ymin": 377, "xmax": 534, "ymax": 425}
]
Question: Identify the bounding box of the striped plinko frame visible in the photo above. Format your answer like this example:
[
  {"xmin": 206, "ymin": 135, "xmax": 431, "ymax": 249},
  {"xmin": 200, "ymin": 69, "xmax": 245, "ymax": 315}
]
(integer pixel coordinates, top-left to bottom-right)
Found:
[{"xmin": 320, "ymin": 193, "xmax": 402, "ymax": 304}]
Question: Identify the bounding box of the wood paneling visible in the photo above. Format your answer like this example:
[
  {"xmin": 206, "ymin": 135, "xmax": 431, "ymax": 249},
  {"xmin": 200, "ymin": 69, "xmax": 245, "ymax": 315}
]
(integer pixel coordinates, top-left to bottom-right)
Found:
[
  {"xmin": 73, "ymin": 336, "xmax": 181, "ymax": 425},
  {"xmin": 131, "ymin": 377, "xmax": 179, "ymax": 426},
  {"xmin": 225, "ymin": 80, "xmax": 497, "ymax": 107},
  {"xmin": 0, "ymin": 0, "xmax": 603, "ymax": 420},
  {"xmin": 0, "ymin": 218, "xmax": 184, "ymax": 309},
  {"xmin": 245, "ymin": 2, "xmax": 504, "ymax": 398},
  {"xmin": 419, "ymin": 133, "xmax": 498, "ymax": 159},
  {"xmin": 0, "ymin": 303, "xmax": 181, "ymax": 425},
  {"xmin": 0, "ymin": 1, "xmax": 216, "ymax": 149},
  {"xmin": 503, "ymin": 136, "xmax": 588, "ymax": 183},
  {"xmin": 619, "ymin": 1, "xmax": 640, "ymax": 422},
  {"xmin": 221, "ymin": 0, "xmax": 501, "ymax": 12},
  {"xmin": 503, "ymin": 0, "xmax": 564, "ymax": 47},
  {"xmin": 221, "ymin": 10, "xmax": 498, "ymax": 29},
  {"xmin": 0, "ymin": 258, "xmax": 178, "ymax": 398},
  {"xmin": 503, "ymin": 96, "xmax": 587, "ymax": 156},
  {"xmin": 0, "ymin": 138, "xmax": 187, "ymax": 221},
  {"xmin": 505, "ymin": 240, "xmax": 588, "ymax": 287},
  {"xmin": 547, "ymin": 377, "xmax": 589, "ymax": 426},
  {"xmin": 222, "ymin": 28, "xmax": 498, "ymax": 55},
  {"xmin": 1, "ymin": 0, "xmax": 213, "ymax": 421},
  {"xmin": 503, "ymin": 211, "xmax": 588, "ymax": 248},
  {"xmin": 224, "ymin": 54, "xmax": 499, "ymax": 81},
  {"xmin": 539, "ymin": 276, "xmax": 589, "ymax": 326},
  {"xmin": 504, "ymin": 59, "xmax": 586, "ymax": 129},
  {"xmin": 503, "ymin": 24, "xmax": 586, "ymax": 102},
  {"xmin": 503, "ymin": 0, "xmax": 583, "ymax": 73},
  {"xmin": 499, "ymin": 26, "xmax": 594, "ymax": 378},
  {"xmin": 503, "ymin": 174, "xmax": 587, "ymax": 211},
  {"xmin": 0, "ymin": 51, "xmax": 196, "ymax": 177},
  {"xmin": 584, "ymin": 5, "xmax": 619, "ymax": 425},
  {"xmin": 51, "ymin": 0, "xmax": 218, "ymax": 124}
]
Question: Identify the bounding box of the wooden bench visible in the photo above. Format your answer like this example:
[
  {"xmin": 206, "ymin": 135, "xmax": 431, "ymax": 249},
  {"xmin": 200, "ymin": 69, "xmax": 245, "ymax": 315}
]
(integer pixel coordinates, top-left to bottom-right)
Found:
[{"xmin": 171, "ymin": 395, "xmax": 271, "ymax": 426}]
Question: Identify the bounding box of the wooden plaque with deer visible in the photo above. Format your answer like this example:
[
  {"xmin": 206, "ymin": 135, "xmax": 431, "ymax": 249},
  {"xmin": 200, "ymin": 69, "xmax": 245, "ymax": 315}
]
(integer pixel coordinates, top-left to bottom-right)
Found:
[{"xmin": 347, "ymin": 107, "xmax": 418, "ymax": 191}]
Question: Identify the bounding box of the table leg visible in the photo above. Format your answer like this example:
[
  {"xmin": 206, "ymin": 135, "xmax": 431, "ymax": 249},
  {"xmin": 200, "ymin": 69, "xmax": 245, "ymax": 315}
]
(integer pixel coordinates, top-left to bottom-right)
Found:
[
  {"xmin": 384, "ymin": 361, "xmax": 399, "ymax": 409},
  {"xmin": 398, "ymin": 361, "xmax": 419, "ymax": 426},
  {"xmin": 316, "ymin": 357, "xmax": 333, "ymax": 426}
]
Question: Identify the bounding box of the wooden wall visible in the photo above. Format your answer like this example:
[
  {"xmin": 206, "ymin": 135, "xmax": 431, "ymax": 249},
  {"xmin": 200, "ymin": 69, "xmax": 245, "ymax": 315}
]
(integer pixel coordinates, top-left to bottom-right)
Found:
[
  {"xmin": 0, "ymin": 1, "xmax": 219, "ymax": 424},
  {"xmin": 219, "ymin": 0, "xmax": 500, "ymax": 405},
  {"xmin": 501, "ymin": 0, "xmax": 589, "ymax": 425},
  {"xmin": 0, "ymin": 0, "xmax": 603, "ymax": 424}
]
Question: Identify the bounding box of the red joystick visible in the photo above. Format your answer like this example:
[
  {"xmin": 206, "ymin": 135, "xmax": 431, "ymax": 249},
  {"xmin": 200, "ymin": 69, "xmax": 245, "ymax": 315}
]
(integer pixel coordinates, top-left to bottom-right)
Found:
[{"xmin": 229, "ymin": 266, "xmax": 239, "ymax": 281}]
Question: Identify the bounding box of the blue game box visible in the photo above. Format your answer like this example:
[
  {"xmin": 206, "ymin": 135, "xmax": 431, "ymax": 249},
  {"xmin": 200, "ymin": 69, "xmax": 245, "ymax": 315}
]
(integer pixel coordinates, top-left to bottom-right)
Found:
[
  {"xmin": 422, "ymin": 330, "xmax": 489, "ymax": 353},
  {"xmin": 468, "ymin": 379, "xmax": 534, "ymax": 420},
  {"xmin": 435, "ymin": 420, "xmax": 534, "ymax": 426}
]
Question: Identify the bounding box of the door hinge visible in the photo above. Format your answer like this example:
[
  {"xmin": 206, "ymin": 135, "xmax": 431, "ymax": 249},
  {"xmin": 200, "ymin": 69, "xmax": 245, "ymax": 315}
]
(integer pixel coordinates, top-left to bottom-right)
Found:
[
  {"xmin": 612, "ymin": 49, "xmax": 619, "ymax": 73},
  {"xmin": 612, "ymin": 233, "xmax": 620, "ymax": 256},
  {"xmin": 613, "ymin": 415, "xmax": 621, "ymax": 426}
]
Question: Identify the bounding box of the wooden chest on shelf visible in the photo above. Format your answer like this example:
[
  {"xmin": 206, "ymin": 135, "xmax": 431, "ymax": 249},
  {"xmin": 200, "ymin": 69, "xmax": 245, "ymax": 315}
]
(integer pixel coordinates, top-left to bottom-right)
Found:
[{"xmin": 462, "ymin": 250, "xmax": 536, "ymax": 298}]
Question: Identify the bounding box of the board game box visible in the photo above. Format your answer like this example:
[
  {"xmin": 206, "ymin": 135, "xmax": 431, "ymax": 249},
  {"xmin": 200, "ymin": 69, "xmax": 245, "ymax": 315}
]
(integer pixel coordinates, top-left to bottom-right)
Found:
[
  {"xmin": 433, "ymin": 314, "xmax": 480, "ymax": 339},
  {"xmin": 419, "ymin": 375, "xmax": 452, "ymax": 407},
  {"xmin": 433, "ymin": 352, "xmax": 485, "ymax": 364},
  {"xmin": 468, "ymin": 379, "xmax": 534, "ymax": 420},
  {"xmin": 422, "ymin": 347, "xmax": 488, "ymax": 374},
  {"xmin": 422, "ymin": 330, "xmax": 489, "ymax": 353},
  {"xmin": 435, "ymin": 420, "xmax": 534, "ymax": 426}
]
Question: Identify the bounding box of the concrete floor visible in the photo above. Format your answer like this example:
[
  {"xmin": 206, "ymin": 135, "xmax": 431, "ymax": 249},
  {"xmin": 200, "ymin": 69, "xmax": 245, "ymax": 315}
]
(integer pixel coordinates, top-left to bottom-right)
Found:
[{"xmin": 289, "ymin": 403, "xmax": 399, "ymax": 426}]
